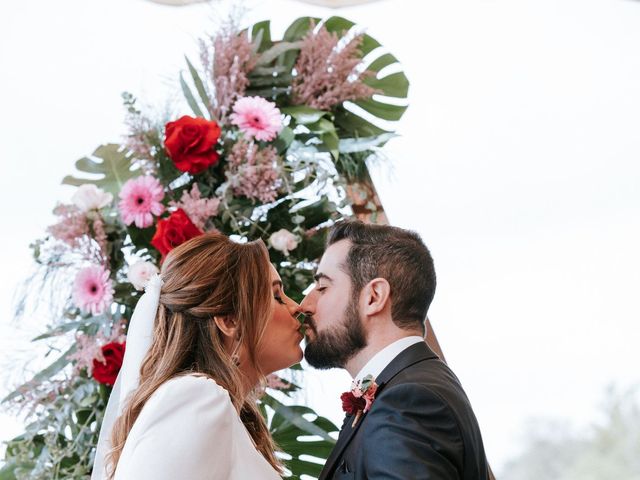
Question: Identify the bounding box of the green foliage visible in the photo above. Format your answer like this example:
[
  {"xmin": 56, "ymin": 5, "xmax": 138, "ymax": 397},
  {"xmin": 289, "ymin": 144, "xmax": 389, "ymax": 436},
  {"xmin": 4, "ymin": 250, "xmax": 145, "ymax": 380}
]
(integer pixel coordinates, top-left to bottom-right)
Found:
[{"xmin": 62, "ymin": 144, "xmax": 139, "ymax": 196}]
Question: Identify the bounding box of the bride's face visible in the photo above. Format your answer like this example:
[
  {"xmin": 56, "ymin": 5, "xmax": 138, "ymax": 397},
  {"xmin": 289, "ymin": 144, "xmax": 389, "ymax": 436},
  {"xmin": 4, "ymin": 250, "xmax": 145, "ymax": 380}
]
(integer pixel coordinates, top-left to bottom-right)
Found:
[{"xmin": 256, "ymin": 265, "xmax": 304, "ymax": 374}]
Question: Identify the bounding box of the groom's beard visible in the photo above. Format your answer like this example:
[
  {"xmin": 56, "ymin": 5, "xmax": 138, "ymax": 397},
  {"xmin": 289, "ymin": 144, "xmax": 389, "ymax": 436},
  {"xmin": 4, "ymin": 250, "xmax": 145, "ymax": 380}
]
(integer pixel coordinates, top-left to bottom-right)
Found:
[{"xmin": 304, "ymin": 297, "xmax": 367, "ymax": 369}]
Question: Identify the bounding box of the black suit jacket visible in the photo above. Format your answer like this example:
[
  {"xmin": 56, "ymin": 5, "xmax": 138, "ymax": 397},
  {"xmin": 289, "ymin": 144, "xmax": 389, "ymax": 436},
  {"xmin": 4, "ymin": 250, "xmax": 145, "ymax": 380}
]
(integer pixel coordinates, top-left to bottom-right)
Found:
[{"xmin": 319, "ymin": 342, "xmax": 489, "ymax": 480}]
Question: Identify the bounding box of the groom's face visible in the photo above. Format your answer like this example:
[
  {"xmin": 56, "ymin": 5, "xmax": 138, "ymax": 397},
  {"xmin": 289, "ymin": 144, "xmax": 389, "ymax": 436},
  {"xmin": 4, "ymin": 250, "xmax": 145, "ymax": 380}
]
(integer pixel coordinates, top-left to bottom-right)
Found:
[{"xmin": 300, "ymin": 240, "xmax": 367, "ymax": 369}]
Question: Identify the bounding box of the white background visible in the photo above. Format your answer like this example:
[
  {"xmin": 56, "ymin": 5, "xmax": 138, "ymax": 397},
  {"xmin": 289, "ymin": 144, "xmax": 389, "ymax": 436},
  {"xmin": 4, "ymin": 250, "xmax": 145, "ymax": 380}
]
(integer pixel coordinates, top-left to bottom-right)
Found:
[{"xmin": 1, "ymin": 0, "xmax": 639, "ymax": 475}]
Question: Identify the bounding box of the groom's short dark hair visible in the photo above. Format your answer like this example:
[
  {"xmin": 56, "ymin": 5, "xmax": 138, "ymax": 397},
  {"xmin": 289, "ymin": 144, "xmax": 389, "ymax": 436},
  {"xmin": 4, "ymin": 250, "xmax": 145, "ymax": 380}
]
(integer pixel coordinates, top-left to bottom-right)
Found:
[{"xmin": 327, "ymin": 220, "xmax": 436, "ymax": 333}]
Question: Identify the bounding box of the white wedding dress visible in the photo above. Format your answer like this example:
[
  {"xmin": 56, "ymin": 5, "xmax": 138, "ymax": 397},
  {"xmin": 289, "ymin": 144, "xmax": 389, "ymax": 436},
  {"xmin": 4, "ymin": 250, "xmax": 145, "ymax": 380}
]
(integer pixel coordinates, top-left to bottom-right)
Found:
[{"xmin": 113, "ymin": 375, "xmax": 281, "ymax": 480}]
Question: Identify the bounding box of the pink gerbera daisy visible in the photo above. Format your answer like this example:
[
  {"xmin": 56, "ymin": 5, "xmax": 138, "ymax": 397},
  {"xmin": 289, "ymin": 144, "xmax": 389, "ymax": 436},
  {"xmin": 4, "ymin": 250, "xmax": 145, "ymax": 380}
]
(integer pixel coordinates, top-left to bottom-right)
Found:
[
  {"xmin": 230, "ymin": 96, "xmax": 283, "ymax": 142},
  {"xmin": 118, "ymin": 176, "xmax": 165, "ymax": 228},
  {"xmin": 72, "ymin": 265, "xmax": 114, "ymax": 315}
]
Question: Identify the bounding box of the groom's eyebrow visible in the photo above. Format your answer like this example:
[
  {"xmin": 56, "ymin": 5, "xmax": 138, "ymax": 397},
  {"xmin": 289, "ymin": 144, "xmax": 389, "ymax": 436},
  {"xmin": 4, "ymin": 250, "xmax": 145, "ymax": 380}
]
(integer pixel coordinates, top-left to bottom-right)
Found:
[{"xmin": 314, "ymin": 273, "xmax": 332, "ymax": 283}]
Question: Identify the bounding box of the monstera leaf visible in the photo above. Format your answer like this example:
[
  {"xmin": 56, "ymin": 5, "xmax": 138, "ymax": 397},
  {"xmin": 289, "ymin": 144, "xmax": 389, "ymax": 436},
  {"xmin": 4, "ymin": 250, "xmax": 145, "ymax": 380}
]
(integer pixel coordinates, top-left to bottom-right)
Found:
[
  {"xmin": 263, "ymin": 394, "xmax": 338, "ymax": 479},
  {"xmin": 62, "ymin": 143, "xmax": 138, "ymax": 195}
]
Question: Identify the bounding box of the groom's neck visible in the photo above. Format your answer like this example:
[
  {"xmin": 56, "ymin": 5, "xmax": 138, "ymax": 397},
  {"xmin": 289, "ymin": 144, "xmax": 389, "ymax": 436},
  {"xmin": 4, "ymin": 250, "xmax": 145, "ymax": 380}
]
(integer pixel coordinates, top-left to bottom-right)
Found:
[{"xmin": 345, "ymin": 327, "xmax": 422, "ymax": 378}]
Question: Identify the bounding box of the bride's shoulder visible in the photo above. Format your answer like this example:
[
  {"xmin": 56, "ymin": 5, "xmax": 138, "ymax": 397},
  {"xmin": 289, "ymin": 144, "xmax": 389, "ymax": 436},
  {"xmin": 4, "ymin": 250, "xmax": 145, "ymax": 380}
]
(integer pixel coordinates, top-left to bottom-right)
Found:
[{"xmin": 145, "ymin": 374, "xmax": 234, "ymax": 416}]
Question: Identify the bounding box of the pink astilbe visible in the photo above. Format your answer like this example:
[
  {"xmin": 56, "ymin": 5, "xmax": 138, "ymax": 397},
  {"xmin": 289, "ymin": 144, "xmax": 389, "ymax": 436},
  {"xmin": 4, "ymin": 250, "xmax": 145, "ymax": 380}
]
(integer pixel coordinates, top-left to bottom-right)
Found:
[
  {"xmin": 47, "ymin": 204, "xmax": 89, "ymax": 247},
  {"xmin": 68, "ymin": 321, "xmax": 126, "ymax": 376},
  {"xmin": 90, "ymin": 214, "xmax": 108, "ymax": 259},
  {"xmin": 169, "ymin": 184, "xmax": 220, "ymax": 230},
  {"xmin": 227, "ymin": 139, "xmax": 282, "ymax": 203},
  {"xmin": 68, "ymin": 334, "xmax": 104, "ymax": 376},
  {"xmin": 201, "ymin": 26, "xmax": 257, "ymax": 121},
  {"xmin": 292, "ymin": 24, "xmax": 378, "ymax": 110}
]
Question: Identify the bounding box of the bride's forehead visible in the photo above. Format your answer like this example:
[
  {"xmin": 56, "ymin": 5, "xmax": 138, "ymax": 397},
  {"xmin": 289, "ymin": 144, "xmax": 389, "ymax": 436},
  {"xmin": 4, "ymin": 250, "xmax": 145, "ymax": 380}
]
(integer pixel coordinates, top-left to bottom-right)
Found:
[{"xmin": 268, "ymin": 263, "xmax": 281, "ymax": 281}]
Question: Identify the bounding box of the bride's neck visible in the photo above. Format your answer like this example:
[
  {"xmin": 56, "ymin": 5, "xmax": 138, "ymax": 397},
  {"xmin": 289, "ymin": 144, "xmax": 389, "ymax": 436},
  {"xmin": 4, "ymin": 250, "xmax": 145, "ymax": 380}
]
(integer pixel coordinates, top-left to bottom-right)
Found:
[{"xmin": 237, "ymin": 363, "xmax": 260, "ymax": 401}]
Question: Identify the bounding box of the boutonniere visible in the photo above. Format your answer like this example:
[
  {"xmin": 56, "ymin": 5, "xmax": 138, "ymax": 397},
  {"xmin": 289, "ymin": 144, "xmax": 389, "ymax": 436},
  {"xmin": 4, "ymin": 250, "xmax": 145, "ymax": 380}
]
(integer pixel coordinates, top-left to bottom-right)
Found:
[{"xmin": 340, "ymin": 374, "xmax": 379, "ymax": 427}]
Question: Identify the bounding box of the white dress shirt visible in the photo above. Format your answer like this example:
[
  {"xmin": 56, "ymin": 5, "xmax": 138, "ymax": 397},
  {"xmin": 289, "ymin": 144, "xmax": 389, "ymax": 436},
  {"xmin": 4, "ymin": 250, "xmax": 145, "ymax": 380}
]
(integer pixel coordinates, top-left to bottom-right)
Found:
[{"xmin": 353, "ymin": 336, "xmax": 424, "ymax": 383}]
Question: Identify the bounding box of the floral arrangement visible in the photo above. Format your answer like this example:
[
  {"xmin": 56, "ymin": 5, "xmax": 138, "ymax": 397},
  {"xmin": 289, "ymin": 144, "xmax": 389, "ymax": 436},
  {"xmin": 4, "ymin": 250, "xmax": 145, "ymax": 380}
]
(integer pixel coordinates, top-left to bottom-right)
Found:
[{"xmin": 1, "ymin": 16, "xmax": 408, "ymax": 480}]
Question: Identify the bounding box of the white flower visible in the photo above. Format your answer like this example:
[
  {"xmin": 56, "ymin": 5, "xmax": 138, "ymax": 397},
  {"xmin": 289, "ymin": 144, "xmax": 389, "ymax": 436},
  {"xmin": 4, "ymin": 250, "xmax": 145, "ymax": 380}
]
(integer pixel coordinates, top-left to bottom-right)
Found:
[
  {"xmin": 72, "ymin": 184, "xmax": 113, "ymax": 212},
  {"xmin": 269, "ymin": 229, "xmax": 299, "ymax": 256},
  {"xmin": 127, "ymin": 261, "xmax": 159, "ymax": 291}
]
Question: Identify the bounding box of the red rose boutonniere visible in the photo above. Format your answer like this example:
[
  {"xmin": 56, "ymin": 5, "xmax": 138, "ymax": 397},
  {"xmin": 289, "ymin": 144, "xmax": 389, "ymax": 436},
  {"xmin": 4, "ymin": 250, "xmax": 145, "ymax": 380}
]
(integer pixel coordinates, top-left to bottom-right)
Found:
[{"xmin": 340, "ymin": 374, "xmax": 378, "ymax": 427}]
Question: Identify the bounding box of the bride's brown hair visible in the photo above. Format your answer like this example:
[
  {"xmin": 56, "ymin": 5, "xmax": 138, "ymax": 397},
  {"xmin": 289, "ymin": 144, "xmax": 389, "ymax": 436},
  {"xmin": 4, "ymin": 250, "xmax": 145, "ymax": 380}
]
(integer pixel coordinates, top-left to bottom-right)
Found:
[{"xmin": 106, "ymin": 233, "xmax": 281, "ymax": 477}]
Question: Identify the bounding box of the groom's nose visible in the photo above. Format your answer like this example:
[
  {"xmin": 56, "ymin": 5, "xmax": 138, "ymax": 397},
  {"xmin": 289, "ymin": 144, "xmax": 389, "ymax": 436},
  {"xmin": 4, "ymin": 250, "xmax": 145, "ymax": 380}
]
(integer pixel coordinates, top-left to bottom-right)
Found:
[{"xmin": 297, "ymin": 292, "xmax": 315, "ymax": 317}]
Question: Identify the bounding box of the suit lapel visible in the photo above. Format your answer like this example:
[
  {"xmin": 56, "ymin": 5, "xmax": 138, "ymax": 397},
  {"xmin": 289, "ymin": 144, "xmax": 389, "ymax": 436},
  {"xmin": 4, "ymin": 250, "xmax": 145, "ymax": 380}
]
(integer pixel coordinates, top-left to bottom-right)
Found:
[
  {"xmin": 320, "ymin": 411, "xmax": 368, "ymax": 479},
  {"xmin": 320, "ymin": 342, "xmax": 440, "ymax": 479}
]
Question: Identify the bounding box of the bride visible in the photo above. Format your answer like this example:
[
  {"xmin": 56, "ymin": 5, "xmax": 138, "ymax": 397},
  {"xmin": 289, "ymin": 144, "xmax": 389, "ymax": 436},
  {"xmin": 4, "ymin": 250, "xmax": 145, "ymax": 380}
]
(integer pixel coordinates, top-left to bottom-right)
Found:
[{"xmin": 92, "ymin": 232, "xmax": 304, "ymax": 479}]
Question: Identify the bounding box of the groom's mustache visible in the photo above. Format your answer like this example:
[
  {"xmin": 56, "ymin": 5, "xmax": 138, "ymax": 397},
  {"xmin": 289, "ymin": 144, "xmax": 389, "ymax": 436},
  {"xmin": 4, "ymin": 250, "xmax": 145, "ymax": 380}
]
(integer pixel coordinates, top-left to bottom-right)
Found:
[{"xmin": 300, "ymin": 315, "xmax": 317, "ymax": 335}]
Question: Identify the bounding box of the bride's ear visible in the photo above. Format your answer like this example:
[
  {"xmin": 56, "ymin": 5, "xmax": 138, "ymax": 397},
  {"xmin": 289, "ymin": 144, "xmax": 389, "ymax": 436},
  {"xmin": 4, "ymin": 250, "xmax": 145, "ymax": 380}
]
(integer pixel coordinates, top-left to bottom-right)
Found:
[{"xmin": 213, "ymin": 315, "xmax": 238, "ymax": 339}]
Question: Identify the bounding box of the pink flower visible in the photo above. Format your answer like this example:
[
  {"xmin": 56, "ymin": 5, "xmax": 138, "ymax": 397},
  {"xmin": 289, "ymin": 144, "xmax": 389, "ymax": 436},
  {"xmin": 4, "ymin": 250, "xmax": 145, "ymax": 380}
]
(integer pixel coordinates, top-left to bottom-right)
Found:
[
  {"xmin": 230, "ymin": 96, "xmax": 283, "ymax": 142},
  {"xmin": 169, "ymin": 184, "xmax": 220, "ymax": 230},
  {"xmin": 118, "ymin": 176, "xmax": 165, "ymax": 228},
  {"xmin": 72, "ymin": 265, "xmax": 114, "ymax": 315}
]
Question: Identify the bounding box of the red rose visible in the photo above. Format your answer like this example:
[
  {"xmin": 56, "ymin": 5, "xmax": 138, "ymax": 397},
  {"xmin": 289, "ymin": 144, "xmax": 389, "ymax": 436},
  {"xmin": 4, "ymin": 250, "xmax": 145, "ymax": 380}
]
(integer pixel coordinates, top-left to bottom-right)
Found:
[
  {"xmin": 340, "ymin": 391, "xmax": 366, "ymax": 415},
  {"xmin": 92, "ymin": 341, "xmax": 125, "ymax": 386},
  {"xmin": 164, "ymin": 115, "xmax": 222, "ymax": 175},
  {"xmin": 151, "ymin": 208, "xmax": 203, "ymax": 257}
]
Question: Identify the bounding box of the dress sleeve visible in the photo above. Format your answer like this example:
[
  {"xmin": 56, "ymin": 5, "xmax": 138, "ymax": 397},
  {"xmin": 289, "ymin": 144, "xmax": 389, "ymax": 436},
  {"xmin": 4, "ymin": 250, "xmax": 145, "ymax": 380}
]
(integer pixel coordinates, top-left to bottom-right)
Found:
[
  {"xmin": 360, "ymin": 382, "xmax": 464, "ymax": 480},
  {"xmin": 114, "ymin": 375, "xmax": 236, "ymax": 480}
]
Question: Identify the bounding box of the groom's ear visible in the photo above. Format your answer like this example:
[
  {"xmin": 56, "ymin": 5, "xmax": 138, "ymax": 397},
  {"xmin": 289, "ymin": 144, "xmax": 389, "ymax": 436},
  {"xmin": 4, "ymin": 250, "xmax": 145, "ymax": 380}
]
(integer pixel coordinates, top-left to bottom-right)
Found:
[
  {"xmin": 213, "ymin": 315, "xmax": 239, "ymax": 339},
  {"xmin": 362, "ymin": 278, "xmax": 391, "ymax": 317}
]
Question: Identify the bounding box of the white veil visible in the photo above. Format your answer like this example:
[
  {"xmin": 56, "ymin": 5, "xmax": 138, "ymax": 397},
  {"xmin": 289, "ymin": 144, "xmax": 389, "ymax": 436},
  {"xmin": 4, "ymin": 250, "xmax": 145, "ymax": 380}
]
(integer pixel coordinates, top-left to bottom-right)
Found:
[{"xmin": 91, "ymin": 274, "xmax": 163, "ymax": 480}]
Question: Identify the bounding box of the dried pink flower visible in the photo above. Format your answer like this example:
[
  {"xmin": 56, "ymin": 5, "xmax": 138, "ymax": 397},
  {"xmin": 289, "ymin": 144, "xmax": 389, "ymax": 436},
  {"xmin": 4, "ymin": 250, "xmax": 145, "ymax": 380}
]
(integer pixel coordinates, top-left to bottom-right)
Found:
[
  {"xmin": 227, "ymin": 139, "xmax": 282, "ymax": 203},
  {"xmin": 72, "ymin": 265, "xmax": 114, "ymax": 315},
  {"xmin": 201, "ymin": 27, "xmax": 257, "ymax": 121},
  {"xmin": 47, "ymin": 204, "xmax": 89, "ymax": 247},
  {"xmin": 292, "ymin": 24, "xmax": 378, "ymax": 110},
  {"xmin": 68, "ymin": 334, "xmax": 104, "ymax": 376},
  {"xmin": 169, "ymin": 184, "xmax": 220, "ymax": 230},
  {"xmin": 91, "ymin": 214, "xmax": 108, "ymax": 259},
  {"xmin": 230, "ymin": 96, "xmax": 283, "ymax": 142},
  {"xmin": 118, "ymin": 175, "xmax": 165, "ymax": 228}
]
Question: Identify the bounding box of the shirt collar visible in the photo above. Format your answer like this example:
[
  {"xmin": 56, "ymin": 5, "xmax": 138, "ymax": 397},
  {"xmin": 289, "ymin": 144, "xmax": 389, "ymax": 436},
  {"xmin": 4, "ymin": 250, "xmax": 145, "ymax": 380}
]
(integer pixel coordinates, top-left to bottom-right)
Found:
[{"xmin": 354, "ymin": 336, "xmax": 424, "ymax": 383}]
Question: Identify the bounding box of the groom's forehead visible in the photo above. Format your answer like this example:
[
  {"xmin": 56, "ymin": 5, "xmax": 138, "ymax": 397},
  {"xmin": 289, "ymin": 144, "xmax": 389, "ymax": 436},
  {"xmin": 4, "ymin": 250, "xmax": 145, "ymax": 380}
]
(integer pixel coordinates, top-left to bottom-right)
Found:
[{"xmin": 317, "ymin": 240, "xmax": 351, "ymax": 278}]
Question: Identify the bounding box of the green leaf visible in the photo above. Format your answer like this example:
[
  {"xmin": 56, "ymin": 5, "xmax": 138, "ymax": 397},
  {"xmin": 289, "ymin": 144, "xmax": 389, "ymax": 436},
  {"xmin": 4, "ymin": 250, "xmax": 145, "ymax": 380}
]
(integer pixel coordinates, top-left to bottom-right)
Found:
[
  {"xmin": 185, "ymin": 56, "xmax": 212, "ymax": 119},
  {"xmin": 273, "ymin": 127, "xmax": 295, "ymax": 154},
  {"xmin": 180, "ymin": 72, "xmax": 205, "ymax": 118},
  {"xmin": 62, "ymin": 144, "xmax": 138, "ymax": 196},
  {"xmin": 262, "ymin": 393, "xmax": 336, "ymax": 443},
  {"xmin": 256, "ymin": 41, "xmax": 302, "ymax": 67},
  {"xmin": 2, "ymin": 345, "xmax": 76, "ymax": 403},
  {"xmin": 250, "ymin": 20, "xmax": 272, "ymax": 53}
]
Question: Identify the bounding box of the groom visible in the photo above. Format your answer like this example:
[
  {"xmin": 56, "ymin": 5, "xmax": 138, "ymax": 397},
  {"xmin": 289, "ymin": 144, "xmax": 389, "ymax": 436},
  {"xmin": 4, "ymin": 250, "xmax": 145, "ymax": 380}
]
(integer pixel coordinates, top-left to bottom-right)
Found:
[{"xmin": 300, "ymin": 220, "xmax": 490, "ymax": 480}]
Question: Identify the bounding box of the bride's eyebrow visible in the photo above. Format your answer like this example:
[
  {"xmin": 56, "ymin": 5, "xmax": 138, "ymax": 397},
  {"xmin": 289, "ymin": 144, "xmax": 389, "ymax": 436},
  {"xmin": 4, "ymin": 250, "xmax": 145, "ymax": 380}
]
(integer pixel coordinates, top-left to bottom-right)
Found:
[{"xmin": 272, "ymin": 280, "xmax": 283, "ymax": 288}]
